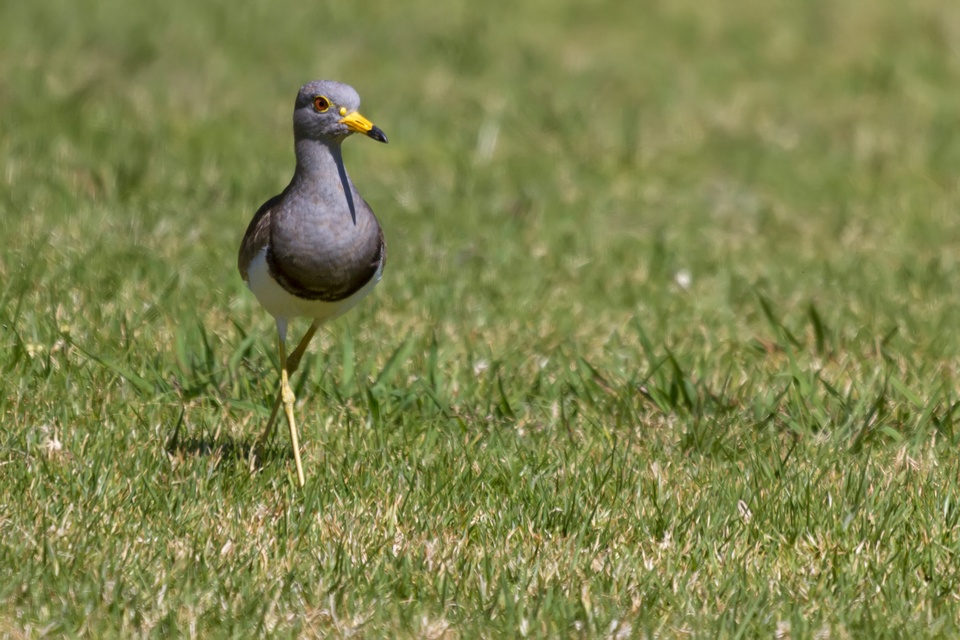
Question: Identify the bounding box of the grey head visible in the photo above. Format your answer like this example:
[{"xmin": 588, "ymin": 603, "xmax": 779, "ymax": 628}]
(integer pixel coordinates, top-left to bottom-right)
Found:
[{"xmin": 293, "ymin": 80, "xmax": 388, "ymax": 144}]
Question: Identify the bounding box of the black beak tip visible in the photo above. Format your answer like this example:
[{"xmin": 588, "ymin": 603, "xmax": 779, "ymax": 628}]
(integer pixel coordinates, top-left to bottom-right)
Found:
[{"xmin": 368, "ymin": 126, "xmax": 388, "ymax": 143}]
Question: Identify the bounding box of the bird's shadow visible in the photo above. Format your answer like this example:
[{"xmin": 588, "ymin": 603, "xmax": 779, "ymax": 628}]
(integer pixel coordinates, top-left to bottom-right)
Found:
[
  {"xmin": 165, "ymin": 415, "xmax": 292, "ymax": 469},
  {"xmin": 166, "ymin": 435, "xmax": 292, "ymax": 464}
]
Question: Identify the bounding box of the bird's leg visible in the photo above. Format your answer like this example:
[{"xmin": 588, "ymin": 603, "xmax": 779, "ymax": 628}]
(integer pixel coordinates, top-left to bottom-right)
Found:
[
  {"xmin": 286, "ymin": 320, "xmax": 321, "ymax": 381},
  {"xmin": 278, "ymin": 335, "xmax": 306, "ymax": 487},
  {"xmin": 254, "ymin": 320, "xmax": 321, "ymax": 448}
]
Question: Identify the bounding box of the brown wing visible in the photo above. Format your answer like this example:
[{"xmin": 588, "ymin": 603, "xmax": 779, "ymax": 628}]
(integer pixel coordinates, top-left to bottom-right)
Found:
[{"xmin": 237, "ymin": 193, "xmax": 282, "ymax": 282}]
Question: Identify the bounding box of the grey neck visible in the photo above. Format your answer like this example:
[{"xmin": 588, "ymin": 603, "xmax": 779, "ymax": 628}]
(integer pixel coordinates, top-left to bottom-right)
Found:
[{"xmin": 291, "ymin": 137, "xmax": 358, "ymax": 222}]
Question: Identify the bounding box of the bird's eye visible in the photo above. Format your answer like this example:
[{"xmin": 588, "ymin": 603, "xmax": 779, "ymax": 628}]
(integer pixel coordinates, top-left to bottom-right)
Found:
[{"xmin": 313, "ymin": 96, "xmax": 330, "ymax": 112}]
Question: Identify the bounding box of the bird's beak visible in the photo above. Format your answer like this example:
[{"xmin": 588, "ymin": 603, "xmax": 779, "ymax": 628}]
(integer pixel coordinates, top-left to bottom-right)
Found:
[{"xmin": 339, "ymin": 111, "xmax": 388, "ymax": 143}]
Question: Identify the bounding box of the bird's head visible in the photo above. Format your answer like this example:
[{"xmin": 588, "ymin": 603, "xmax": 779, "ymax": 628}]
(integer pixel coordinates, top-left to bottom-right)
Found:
[{"xmin": 293, "ymin": 80, "xmax": 387, "ymax": 144}]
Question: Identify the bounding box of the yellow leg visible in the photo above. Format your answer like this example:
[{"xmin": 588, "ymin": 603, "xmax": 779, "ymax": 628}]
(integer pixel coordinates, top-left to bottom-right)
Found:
[
  {"xmin": 278, "ymin": 336, "xmax": 306, "ymax": 487},
  {"xmin": 254, "ymin": 320, "xmax": 321, "ymax": 448}
]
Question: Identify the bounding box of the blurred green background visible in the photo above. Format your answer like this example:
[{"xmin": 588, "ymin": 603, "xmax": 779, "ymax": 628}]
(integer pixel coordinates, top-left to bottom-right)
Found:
[{"xmin": 3, "ymin": 0, "xmax": 960, "ymax": 636}]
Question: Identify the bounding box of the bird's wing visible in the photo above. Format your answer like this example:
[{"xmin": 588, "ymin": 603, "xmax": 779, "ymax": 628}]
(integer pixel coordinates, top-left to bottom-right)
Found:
[{"xmin": 237, "ymin": 193, "xmax": 282, "ymax": 282}]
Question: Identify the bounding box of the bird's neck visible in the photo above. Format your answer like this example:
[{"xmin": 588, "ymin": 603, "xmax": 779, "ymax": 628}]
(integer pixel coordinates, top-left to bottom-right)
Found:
[
  {"xmin": 291, "ymin": 138, "xmax": 349, "ymax": 189},
  {"xmin": 290, "ymin": 137, "xmax": 360, "ymax": 222}
]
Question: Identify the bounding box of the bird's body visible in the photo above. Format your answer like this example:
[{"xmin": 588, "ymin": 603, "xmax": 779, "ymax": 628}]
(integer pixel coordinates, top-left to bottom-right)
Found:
[
  {"xmin": 238, "ymin": 148, "xmax": 385, "ymax": 333},
  {"xmin": 237, "ymin": 80, "xmax": 388, "ymax": 486}
]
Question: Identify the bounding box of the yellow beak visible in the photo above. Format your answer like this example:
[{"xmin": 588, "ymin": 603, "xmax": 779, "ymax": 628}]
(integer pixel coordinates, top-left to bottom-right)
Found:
[{"xmin": 339, "ymin": 111, "xmax": 388, "ymax": 143}]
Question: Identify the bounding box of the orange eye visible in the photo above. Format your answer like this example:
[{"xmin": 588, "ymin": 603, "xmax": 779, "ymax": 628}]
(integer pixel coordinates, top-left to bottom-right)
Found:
[{"xmin": 313, "ymin": 96, "xmax": 330, "ymax": 112}]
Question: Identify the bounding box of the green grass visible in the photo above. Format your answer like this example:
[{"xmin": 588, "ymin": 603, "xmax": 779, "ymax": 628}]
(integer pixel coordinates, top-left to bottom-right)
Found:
[{"xmin": 3, "ymin": 0, "xmax": 960, "ymax": 636}]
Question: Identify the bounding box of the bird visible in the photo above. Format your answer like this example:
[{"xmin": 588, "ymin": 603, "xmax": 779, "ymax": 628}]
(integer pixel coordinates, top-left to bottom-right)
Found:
[{"xmin": 237, "ymin": 80, "xmax": 388, "ymax": 487}]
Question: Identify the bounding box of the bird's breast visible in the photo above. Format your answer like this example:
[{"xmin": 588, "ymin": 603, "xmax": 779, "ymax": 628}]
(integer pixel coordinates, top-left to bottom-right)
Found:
[{"xmin": 267, "ymin": 199, "xmax": 384, "ymax": 302}]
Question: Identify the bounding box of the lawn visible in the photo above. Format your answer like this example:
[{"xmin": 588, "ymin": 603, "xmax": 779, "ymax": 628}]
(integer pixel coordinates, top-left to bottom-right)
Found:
[{"xmin": 3, "ymin": 0, "xmax": 960, "ymax": 636}]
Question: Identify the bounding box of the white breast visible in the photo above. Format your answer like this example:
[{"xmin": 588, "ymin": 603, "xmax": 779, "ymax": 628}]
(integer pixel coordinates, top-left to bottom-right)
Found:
[{"xmin": 246, "ymin": 247, "xmax": 383, "ymax": 325}]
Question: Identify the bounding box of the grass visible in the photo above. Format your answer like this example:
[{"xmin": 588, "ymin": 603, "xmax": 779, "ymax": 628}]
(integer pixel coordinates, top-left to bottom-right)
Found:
[{"xmin": 3, "ymin": 0, "xmax": 960, "ymax": 636}]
